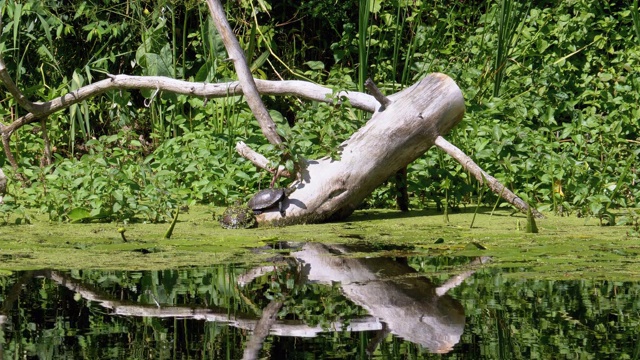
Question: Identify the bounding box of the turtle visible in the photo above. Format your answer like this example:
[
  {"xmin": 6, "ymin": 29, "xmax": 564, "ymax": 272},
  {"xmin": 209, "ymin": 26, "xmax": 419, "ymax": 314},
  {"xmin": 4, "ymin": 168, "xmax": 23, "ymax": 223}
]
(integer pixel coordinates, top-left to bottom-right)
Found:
[
  {"xmin": 247, "ymin": 188, "xmax": 288, "ymax": 217},
  {"xmin": 218, "ymin": 204, "xmax": 256, "ymax": 229}
]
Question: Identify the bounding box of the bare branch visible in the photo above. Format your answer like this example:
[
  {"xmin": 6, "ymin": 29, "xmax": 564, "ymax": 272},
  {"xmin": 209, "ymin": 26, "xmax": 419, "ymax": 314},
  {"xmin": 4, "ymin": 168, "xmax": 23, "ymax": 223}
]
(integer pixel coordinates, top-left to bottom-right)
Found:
[
  {"xmin": 0, "ymin": 34, "xmax": 50, "ymax": 114},
  {"xmin": 235, "ymin": 141, "xmax": 292, "ymax": 178},
  {"xmin": 434, "ymin": 135, "xmax": 544, "ymax": 218},
  {"xmin": 0, "ymin": 71, "xmax": 377, "ymax": 176},
  {"xmin": 205, "ymin": 0, "xmax": 283, "ymax": 147},
  {"xmin": 40, "ymin": 118, "xmax": 52, "ymax": 167},
  {"xmin": 1, "ymin": 75, "xmax": 378, "ymax": 135},
  {"xmin": 1, "ymin": 127, "xmax": 19, "ymax": 171}
]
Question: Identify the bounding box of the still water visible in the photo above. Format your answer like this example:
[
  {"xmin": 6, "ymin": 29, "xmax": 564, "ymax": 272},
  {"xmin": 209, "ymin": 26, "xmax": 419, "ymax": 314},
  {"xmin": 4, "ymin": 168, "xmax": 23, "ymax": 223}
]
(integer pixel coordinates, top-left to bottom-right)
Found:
[{"xmin": 1, "ymin": 242, "xmax": 639, "ymax": 359}]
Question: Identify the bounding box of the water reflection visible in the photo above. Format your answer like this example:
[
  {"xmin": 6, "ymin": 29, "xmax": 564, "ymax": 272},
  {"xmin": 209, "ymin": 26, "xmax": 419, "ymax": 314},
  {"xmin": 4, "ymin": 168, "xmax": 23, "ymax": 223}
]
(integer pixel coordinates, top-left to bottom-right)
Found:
[
  {"xmin": 1, "ymin": 243, "xmax": 639, "ymax": 359},
  {"xmin": 291, "ymin": 243, "xmax": 483, "ymax": 354}
]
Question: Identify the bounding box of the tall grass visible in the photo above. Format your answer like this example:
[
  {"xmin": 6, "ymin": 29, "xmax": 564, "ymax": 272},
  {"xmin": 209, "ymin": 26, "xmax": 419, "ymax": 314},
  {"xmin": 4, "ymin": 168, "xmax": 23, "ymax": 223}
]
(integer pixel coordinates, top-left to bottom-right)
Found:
[
  {"xmin": 492, "ymin": 0, "xmax": 530, "ymax": 97},
  {"xmin": 633, "ymin": 0, "xmax": 640, "ymax": 41},
  {"xmin": 357, "ymin": 0, "xmax": 372, "ymax": 126},
  {"xmin": 358, "ymin": 0, "xmax": 371, "ymax": 94}
]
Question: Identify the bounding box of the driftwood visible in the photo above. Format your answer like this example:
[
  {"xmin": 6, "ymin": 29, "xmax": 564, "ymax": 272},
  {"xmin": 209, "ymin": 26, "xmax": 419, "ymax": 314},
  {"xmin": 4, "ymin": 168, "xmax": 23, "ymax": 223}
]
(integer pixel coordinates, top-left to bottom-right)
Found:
[
  {"xmin": 0, "ymin": 0, "xmax": 543, "ymax": 225},
  {"xmin": 261, "ymin": 74, "xmax": 542, "ymax": 224},
  {"xmin": 45, "ymin": 269, "xmax": 385, "ymax": 337},
  {"xmin": 204, "ymin": 0, "xmax": 283, "ymax": 147},
  {"xmin": 271, "ymin": 73, "xmax": 464, "ymax": 223}
]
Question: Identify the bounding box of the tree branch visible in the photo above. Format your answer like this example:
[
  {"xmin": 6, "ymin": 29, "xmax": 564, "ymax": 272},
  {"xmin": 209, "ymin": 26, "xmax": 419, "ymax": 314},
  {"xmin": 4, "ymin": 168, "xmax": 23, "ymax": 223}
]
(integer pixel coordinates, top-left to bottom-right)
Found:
[
  {"xmin": 40, "ymin": 118, "xmax": 52, "ymax": 167},
  {"xmin": 236, "ymin": 141, "xmax": 292, "ymax": 178},
  {"xmin": 1, "ymin": 75, "xmax": 378, "ymax": 135},
  {"xmin": 0, "ymin": 167, "xmax": 6, "ymax": 204},
  {"xmin": 205, "ymin": 0, "xmax": 283, "ymax": 147},
  {"xmin": 0, "ymin": 47, "xmax": 47, "ymax": 114},
  {"xmin": 434, "ymin": 135, "xmax": 544, "ymax": 218},
  {"xmin": 1, "ymin": 125, "xmax": 19, "ymax": 171}
]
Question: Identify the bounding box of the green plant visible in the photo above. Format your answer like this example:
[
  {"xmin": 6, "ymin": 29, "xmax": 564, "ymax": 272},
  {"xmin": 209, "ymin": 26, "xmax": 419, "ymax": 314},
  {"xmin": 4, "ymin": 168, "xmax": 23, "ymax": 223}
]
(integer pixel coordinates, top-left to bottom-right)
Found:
[{"xmin": 0, "ymin": 200, "xmax": 32, "ymax": 225}]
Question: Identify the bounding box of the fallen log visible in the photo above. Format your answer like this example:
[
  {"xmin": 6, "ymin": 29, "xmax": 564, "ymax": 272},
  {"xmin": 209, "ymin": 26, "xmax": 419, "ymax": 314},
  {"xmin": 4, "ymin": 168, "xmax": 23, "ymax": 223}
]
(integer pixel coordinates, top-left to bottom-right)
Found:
[{"xmin": 260, "ymin": 73, "xmax": 541, "ymax": 224}]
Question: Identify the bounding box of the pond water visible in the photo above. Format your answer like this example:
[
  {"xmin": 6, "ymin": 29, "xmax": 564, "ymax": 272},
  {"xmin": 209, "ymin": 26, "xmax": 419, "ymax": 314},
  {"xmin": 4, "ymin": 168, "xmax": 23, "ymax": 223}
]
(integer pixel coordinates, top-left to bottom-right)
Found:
[{"xmin": 1, "ymin": 242, "xmax": 639, "ymax": 359}]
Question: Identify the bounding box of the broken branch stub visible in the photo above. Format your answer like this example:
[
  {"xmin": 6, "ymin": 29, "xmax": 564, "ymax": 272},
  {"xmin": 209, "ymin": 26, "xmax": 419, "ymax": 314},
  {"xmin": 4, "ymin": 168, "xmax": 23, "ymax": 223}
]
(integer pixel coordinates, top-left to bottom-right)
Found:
[{"xmin": 364, "ymin": 78, "xmax": 392, "ymax": 111}]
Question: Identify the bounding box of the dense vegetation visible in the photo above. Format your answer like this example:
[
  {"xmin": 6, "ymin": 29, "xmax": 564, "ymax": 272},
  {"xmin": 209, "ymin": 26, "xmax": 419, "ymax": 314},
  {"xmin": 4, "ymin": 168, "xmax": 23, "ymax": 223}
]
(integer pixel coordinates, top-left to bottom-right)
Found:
[{"xmin": 0, "ymin": 0, "xmax": 638, "ymax": 225}]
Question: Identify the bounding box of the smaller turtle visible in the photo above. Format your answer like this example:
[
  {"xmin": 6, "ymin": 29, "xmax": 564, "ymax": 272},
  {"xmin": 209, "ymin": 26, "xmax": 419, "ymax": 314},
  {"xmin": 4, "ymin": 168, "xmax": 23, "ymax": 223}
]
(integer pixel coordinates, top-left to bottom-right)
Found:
[
  {"xmin": 247, "ymin": 188, "xmax": 288, "ymax": 217},
  {"xmin": 218, "ymin": 204, "xmax": 256, "ymax": 229}
]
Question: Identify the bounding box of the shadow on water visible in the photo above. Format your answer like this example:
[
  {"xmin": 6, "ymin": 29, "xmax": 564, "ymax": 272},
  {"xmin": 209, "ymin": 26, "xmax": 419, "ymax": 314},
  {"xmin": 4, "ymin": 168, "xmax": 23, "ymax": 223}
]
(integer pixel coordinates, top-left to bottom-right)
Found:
[{"xmin": 1, "ymin": 242, "xmax": 640, "ymax": 359}]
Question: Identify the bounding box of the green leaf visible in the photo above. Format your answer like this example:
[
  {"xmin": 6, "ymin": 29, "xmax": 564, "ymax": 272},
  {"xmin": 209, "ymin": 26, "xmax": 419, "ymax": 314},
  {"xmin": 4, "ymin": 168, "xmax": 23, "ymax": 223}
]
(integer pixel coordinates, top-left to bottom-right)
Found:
[
  {"xmin": 113, "ymin": 190, "xmax": 124, "ymax": 202},
  {"xmin": 304, "ymin": 61, "xmax": 325, "ymax": 70},
  {"xmin": 68, "ymin": 207, "xmax": 92, "ymax": 223}
]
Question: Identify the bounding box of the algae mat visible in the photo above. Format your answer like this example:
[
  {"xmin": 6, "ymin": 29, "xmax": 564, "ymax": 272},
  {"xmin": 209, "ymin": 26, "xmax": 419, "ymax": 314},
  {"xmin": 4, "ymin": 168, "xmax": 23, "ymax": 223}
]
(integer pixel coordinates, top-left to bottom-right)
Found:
[{"xmin": 0, "ymin": 206, "xmax": 638, "ymax": 279}]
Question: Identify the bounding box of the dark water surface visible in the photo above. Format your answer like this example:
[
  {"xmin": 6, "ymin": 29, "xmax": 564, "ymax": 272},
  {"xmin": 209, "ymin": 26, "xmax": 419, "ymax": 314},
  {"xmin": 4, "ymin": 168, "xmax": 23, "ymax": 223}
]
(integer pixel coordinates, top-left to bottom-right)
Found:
[{"xmin": 1, "ymin": 242, "xmax": 639, "ymax": 359}]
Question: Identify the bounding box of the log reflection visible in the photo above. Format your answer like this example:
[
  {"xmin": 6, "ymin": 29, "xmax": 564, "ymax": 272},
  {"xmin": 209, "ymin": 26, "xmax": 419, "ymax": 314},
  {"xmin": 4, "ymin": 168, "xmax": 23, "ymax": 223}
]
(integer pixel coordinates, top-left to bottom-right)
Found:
[{"xmin": 291, "ymin": 243, "xmax": 489, "ymax": 353}]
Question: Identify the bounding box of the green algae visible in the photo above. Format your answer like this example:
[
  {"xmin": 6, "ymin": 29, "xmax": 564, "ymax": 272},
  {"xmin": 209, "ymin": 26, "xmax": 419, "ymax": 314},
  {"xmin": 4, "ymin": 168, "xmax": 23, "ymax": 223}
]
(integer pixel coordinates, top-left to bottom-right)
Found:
[{"xmin": 0, "ymin": 205, "xmax": 638, "ymax": 280}]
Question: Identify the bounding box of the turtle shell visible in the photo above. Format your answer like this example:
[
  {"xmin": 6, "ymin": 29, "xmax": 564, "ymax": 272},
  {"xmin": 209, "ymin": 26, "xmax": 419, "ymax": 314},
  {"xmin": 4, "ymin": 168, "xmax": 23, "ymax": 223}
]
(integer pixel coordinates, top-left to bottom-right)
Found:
[
  {"xmin": 218, "ymin": 205, "xmax": 256, "ymax": 229},
  {"xmin": 247, "ymin": 188, "xmax": 286, "ymax": 211}
]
